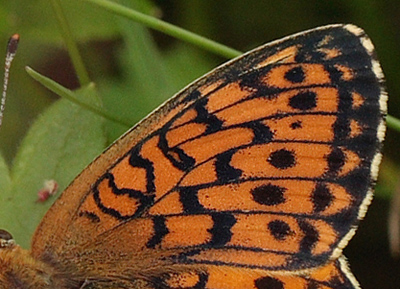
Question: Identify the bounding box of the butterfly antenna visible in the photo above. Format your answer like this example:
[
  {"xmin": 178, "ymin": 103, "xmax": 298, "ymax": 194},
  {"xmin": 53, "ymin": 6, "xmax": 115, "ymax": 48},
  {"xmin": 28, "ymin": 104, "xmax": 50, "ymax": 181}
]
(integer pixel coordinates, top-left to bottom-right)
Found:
[{"xmin": 0, "ymin": 34, "xmax": 19, "ymax": 128}]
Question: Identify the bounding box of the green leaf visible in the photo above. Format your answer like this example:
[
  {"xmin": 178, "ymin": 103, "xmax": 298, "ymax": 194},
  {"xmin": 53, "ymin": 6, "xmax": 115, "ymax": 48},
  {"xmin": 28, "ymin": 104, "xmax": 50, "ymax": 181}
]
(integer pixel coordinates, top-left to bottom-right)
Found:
[
  {"xmin": 0, "ymin": 85, "xmax": 106, "ymax": 248},
  {"xmin": 0, "ymin": 154, "xmax": 11, "ymax": 201}
]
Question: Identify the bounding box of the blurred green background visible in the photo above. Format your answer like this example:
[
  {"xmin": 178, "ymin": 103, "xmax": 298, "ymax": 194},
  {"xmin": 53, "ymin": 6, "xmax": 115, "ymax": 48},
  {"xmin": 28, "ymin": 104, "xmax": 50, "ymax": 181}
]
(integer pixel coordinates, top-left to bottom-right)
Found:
[{"xmin": 0, "ymin": 0, "xmax": 399, "ymax": 288}]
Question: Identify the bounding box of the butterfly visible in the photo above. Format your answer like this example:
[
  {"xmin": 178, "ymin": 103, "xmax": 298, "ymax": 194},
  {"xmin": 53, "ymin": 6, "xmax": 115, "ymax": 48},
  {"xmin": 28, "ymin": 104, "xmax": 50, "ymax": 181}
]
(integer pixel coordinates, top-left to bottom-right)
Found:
[{"xmin": 0, "ymin": 24, "xmax": 387, "ymax": 289}]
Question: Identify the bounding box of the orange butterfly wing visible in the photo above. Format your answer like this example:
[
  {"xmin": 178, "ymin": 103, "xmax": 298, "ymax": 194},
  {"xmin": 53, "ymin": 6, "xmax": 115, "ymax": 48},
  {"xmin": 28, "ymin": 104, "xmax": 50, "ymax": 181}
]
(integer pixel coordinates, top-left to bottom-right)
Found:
[{"xmin": 30, "ymin": 24, "xmax": 386, "ymax": 289}]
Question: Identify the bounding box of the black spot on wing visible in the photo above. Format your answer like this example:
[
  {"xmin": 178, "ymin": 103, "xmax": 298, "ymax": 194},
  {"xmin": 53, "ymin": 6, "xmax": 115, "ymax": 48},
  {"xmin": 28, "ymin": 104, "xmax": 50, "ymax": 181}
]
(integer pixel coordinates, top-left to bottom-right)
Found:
[
  {"xmin": 215, "ymin": 150, "xmax": 242, "ymax": 183},
  {"xmin": 326, "ymin": 147, "xmax": 346, "ymax": 175},
  {"xmin": 193, "ymin": 98, "xmax": 223, "ymax": 134},
  {"xmin": 289, "ymin": 91, "xmax": 317, "ymax": 111},
  {"xmin": 312, "ymin": 183, "xmax": 334, "ymax": 213},
  {"xmin": 78, "ymin": 211, "xmax": 100, "ymax": 223},
  {"xmin": 251, "ymin": 184, "xmax": 286, "ymax": 206},
  {"xmin": 208, "ymin": 212, "xmax": 237, "ymax": 247},
  {"xmin": 255, "ymin": 276, "xmax": 284, "ymax": 289},
  {"xmin": 268, "ymin": 149, "xmax": 296, "ymax": 169},
  {"xmin": 159, "ymin": 134, "xmax": 196, "ymax": 172},
  {"xmin": 268, "ymin": 220, "xmax": 293, "ymax": 241},
  {"xmin": 129, "ymin": 146, "xmax": 155, "ymax": 193},
  {"xmin": 179, "ymin": 186, "xmax": 205, "ymax": 214},
  {"xmin": 147, "ymin": 216, "xmax": 169, "ymax": 248},
  {"xmin": 298, "ymin": 220, "xmax": 319, "ymax": 254},
  {"xmin": 285, "ymin": 66, "xmax": 305, "ymax": 83},
  {"xmin": 245, "ymin": 121, "xmax": 274, "ymax": 144}
]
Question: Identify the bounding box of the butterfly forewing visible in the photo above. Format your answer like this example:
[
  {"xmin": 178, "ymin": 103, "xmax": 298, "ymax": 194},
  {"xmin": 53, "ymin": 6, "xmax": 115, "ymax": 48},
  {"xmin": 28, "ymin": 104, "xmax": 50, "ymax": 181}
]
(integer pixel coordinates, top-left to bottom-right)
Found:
[{"xmin": 30, "ymin": 24, "xmax": 386, "ymax": 289}]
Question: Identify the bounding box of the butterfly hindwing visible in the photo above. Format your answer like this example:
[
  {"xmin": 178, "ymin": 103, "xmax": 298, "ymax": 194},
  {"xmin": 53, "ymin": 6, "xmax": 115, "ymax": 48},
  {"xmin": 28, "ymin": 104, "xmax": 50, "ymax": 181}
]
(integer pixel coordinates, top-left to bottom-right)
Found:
[{"xmin": 30, "ymin": 24, "xmax": 386, "ymax": 289}]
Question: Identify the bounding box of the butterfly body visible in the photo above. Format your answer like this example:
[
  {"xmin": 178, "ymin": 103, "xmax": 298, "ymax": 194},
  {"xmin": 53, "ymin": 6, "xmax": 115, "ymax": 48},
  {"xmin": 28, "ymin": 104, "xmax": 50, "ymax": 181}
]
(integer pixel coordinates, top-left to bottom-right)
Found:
[{"xmin": 0, "ymin": 24, "xmax": 386, "ymax": 289}]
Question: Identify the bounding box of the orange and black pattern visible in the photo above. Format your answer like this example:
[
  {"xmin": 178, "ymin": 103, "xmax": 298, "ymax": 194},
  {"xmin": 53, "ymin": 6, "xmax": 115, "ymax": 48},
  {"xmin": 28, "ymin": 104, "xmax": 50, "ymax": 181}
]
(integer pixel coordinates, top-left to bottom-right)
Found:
[{"xmin": 23, "ymin": 24, "xmax": 386, "ymax": 289}]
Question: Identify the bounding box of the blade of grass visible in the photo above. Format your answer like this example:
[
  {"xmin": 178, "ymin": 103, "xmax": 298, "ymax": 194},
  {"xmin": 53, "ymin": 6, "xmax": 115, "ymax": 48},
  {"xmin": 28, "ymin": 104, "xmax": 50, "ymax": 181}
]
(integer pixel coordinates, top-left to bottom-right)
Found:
[
  {"xmin": 82, "ymin": 0, "xmax": 242, "ymax": 59},
  {"xmin": 50, "ymin": 0, "xmax": 91, "ymax": 86},
  {"xmin": 26, "ymin": 67, "xmax": 131, "ymax": 127},
  {"xmin": 387, "ymin": 115, "xmax": 400, "ymax": 132}
]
